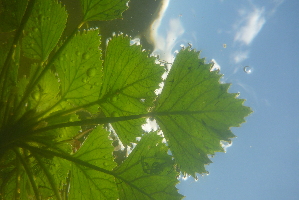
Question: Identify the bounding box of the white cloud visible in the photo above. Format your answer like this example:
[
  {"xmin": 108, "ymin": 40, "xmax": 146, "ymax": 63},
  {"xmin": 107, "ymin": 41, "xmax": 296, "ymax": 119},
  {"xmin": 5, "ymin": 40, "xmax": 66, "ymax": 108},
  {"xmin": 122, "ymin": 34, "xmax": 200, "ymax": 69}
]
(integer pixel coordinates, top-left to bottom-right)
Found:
[
  {"xmin": 234, "ymin": 7, "xmax": 266, "ymax": 46},
  {"xmin": 233, "ymin": 50, "xmax": 249, "ymax": 64},
  {"xmin": 152, "ymin": 17, "xmax": 185, "ymax": 62}
]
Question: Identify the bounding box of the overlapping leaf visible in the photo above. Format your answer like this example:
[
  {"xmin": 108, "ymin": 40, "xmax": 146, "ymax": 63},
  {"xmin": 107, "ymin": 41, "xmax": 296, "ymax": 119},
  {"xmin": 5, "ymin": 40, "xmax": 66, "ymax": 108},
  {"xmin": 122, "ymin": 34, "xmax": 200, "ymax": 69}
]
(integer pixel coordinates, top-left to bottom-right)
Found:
[
  {"xmin": 22, "ymin": 0, "xmax": 67, "ymax": 61},
  {"xmin": 99, "ymin": 35, "xmax": 164, "ymax": 145},
  {"xmin": 68, "ymin": 126, "xmax": 118, "ymax": 199},
  {"xmin": 54, "ymin": 29, "xmax": 102, "ymax": 113},
  {"xmin": 81, "ymin": 0, "xmax": 128, "ymax": 22},
  {"xmin": 154, "ymin": 47, "xmax": 252, "ymax": 176},
  {"xmin": 114, "ymin": 133, "xmax": 183, "ymax": 200}
]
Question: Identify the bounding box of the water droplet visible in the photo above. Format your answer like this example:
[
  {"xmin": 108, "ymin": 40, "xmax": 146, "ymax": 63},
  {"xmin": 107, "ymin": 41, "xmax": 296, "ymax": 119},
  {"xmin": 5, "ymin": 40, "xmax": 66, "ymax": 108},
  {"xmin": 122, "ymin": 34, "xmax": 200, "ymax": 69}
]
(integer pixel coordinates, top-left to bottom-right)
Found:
[
  {"xmin": 82, "ymin": 52, "xmax": 90, "ymax": 60},
  {"xmin": 31, "ymin": 91, "xmax": 40, "ymax": 101},
  {"xmin": 112, "ymin": 96, "xmax": 118, "ymax": 102},
  {"xmin": 103, "ymin": 162, "xmax": 108, "ymax": 166},
  {"xmin": 82, "ymin": 77, "xmax": 87, "ymax": 83},
  {"xmin": 86, "ymin": 67, "xmax": 96, "ymax": 77},
  {"xmin": 76, "ymin": 51, "xmax": 81, "ymax": 56},
  {"xmin": 243, "ymin": 66, "xmax": 252, "ymax": 74},
  {"xmin": 59, "ymin": 56, "xmax": 64, "ymax": 61}
]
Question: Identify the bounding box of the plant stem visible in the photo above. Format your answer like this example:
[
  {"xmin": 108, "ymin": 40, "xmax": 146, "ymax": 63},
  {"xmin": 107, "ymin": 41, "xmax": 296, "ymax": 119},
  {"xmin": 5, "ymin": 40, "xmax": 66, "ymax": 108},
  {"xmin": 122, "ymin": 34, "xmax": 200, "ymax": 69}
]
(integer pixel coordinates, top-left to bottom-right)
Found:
[
  {"xmin": 13, "ymin": 147, "xmax": 41, "ymax": 200},
  {"xmin": 34, "ymin": 154, "xmax": 62, "ymax": 200},
  {"xmin": 20, "ymin": 143, "xmax": 155, "ymax": 200},
  {"xmin": 32, "ymin": 113, "xmax": 151, "ymax": 135},
  {"xmin": 0, "ymin": 0, "xmax": 37, "ymax": 125},
  {"xmin": 14, "ymin": 20, "xmax": 85, "ymax": 119}
]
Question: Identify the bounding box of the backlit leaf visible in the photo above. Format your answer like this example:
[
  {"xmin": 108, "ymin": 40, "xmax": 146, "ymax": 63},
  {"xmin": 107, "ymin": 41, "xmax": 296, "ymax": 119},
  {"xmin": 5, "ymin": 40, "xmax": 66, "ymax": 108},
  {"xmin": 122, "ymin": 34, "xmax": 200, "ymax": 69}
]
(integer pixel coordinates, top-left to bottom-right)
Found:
[
  {"xmin": 22, "ymin": 0, "xmax": 67, "ymax": 61},
  {"xmin": 114, "ymin": 133, "xmax": 183, "ymax": 200},
  {"xmin": 68, "ymin": 126, "xmax": 118, "ymax": 199},
  {"xmin": 54, "ymin": 29, "xmax": 102, "ymax": 113},
  {"xmin": 81, "ymin": 0, "xmax": 128, "ymax": 22},
  {"xmin": 99, "ymin": 35, "xmax": 164, "ymax": 145},
  {"xmin": 154, "ymin": 47, "xmax": 252, "ymax": 176}
]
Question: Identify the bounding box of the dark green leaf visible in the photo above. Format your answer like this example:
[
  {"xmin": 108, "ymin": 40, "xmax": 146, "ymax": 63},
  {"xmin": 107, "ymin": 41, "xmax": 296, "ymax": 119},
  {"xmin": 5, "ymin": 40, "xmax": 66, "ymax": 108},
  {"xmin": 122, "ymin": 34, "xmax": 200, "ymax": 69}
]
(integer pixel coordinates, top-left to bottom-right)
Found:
[{"xmin": 81, "ymin": 0, "xmax": 128, "ymax": 22}]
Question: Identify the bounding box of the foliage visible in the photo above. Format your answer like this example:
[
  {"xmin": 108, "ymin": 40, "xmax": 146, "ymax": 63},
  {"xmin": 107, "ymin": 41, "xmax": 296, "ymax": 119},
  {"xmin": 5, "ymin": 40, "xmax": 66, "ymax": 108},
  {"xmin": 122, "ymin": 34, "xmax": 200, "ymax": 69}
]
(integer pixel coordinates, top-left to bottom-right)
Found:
[{"xmin": 0, "ymin": 0, "xmax": 252, "ymax": 199}]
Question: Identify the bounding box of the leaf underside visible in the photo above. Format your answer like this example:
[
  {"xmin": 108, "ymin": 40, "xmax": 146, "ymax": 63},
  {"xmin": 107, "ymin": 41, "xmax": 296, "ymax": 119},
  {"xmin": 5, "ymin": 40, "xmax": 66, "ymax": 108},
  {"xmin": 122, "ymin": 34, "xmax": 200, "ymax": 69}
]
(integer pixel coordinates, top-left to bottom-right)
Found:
[{"xmin": 154, "ymin": 47, "xmax": 252, "ymax": 176}]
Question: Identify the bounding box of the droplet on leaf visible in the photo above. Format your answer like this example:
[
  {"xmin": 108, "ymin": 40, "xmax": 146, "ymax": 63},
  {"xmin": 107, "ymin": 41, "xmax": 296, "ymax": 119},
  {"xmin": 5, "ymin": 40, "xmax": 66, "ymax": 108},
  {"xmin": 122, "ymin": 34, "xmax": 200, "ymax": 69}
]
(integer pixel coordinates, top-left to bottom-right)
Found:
[
  {"xmin": 82, "ymin": 53, "xmax": 90, "ymax": 60},
  {"xmin": 86, "ymin": 68, "xmax": 96, "ymax": 77},
  {"xmin": 31, "ymin": 91, "xmax": 40, "ymax": 101}
]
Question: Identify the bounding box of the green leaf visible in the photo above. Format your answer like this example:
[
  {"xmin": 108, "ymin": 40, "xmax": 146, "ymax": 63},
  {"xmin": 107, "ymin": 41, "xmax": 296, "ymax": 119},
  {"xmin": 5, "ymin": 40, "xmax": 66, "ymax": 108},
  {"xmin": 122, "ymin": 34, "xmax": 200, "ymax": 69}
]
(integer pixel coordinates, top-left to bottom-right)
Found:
[
  {"xmin": 68, "ymin": 126, "xmax": 118, "ymax": 199},
  {"xmin": 99, "ymin": 35, "xmax": 164, "ymax": 145},
  {"xmin": 0, "ymin": 0, "xmax": 28, "ymax": 32},
  {"xmin": 54, "ymin": 29, "xmax": 102, "ymax": 113},
  {"xmin": 154, "ymin": 47, "xmax": 252, "ymax": 176},
  {"xmin": 114, "ymin": 133, "xmax": 183, "ymax": 200},
  {"xmin": 22, "ymin": 0, "xmax": 67, "ymax": 61},
  {"xmin": 27, "ymin": 64, "xmax": 60, "ymax": 114},
  {"xmin": 81, "ymin": 0, "xmax": 128, "ymax": 22}
]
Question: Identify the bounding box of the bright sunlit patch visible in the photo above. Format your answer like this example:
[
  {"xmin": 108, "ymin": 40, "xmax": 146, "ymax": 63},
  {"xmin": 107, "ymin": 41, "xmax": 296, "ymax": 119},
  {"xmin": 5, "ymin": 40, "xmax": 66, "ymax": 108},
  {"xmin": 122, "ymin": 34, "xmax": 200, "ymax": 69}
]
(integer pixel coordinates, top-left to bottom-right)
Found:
[
  {"xmin": 220, "ymin": 140, "xmax": 233, "ymax": 152},
  {"xmin": 210, "ymin": 59, "xmax": 221, "ymax": 71}
]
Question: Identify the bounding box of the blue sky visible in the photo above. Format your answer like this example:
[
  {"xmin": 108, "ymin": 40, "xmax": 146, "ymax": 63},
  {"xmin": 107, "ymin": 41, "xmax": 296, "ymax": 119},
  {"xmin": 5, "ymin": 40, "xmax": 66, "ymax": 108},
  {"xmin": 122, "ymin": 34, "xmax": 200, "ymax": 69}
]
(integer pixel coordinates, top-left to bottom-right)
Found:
[{"xmin": 150, "ymin": 0, "xmax": 299, "ymax": 199}]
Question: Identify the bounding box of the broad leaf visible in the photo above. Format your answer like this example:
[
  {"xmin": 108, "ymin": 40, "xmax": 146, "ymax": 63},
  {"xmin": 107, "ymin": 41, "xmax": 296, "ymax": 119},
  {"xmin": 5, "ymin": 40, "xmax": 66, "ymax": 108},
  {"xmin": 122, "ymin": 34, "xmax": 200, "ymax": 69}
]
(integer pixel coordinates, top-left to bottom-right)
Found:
[
  {"xmin": 114, "ymin": 133, "xmax": 183, "ymax": 200},
  {"xmin": 154, "ymin": 47, "xmax": 252, "ymax": 176},
  {"xmin": 54, "ymin": 29, "xmax": 102, "ymax": 113},
  {"xmin": 22, "ymin": 0, "xmax": 67, "ymax": 61},
  {"xmin": 68, "ymin": 126, "xmax": 118, "ymax": 199},
  {"xmin": 99, "ymin": 35, "xmax": 164, "ymax": 145},
  {"xmin": 81, "ymin": 0, "xmax": 128, "ymax": 22}
]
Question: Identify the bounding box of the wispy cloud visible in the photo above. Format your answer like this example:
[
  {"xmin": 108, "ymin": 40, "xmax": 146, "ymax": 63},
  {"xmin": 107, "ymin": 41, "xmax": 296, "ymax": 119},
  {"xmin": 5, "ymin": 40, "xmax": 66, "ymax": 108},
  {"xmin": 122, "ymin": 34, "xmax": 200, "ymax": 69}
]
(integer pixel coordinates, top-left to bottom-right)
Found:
[
  {"xmin": 152, "ymin": 18, "xmax": 185, "ymax": 62},
  {"xmin": 233, "ymin": 50, "xmax": 249, "ymax": 64},
  {"xmin": 234, "ymin": 7, "xmax": 266, "ymax": 46},
  {"xmin": 147, "ymin": 0, "xmax": 184, "ymax": 62}
]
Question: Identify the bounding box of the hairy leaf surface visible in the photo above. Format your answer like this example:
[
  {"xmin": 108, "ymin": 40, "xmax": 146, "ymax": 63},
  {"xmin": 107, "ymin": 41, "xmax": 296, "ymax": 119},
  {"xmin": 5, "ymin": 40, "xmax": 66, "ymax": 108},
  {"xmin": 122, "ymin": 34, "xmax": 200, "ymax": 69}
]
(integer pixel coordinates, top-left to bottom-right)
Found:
[
  {"xmin": 81, "ymin": 0, "xmax": 128, "ymax": 22},
  {"xmin": 99, "ymin": 35, "xmax": 164, "ymax": 145},
  {"xmin": 114, "ymin": 133, "xmax": 183, "ymax": 200},
  {"xmin": 22, "ymin": 0, "xmax": 67, "ymax": 61},
  {"xmin": 154, "ymin": 48, "xmax": 252, "ymax": 176}
]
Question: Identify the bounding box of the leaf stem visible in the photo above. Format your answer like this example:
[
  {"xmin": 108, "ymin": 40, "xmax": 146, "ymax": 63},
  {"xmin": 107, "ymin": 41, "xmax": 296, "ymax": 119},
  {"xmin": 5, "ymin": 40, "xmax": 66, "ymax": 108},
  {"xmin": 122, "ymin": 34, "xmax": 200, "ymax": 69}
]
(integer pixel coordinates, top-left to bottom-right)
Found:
[
  {"xmin": 14, "ymin": 21, "xmax": 85, "ymax": 120},
  {"xmin": 0, "ymin": 0, "xmax": 37, "ymax": 127},
  {"xmin": 32, "ymin": 113, "xmax": 150, "ymax": 135},
  {"xmin": 20, "ymin": 143, "xmax": 155, "ymax": 200},
  {"xmin": 13, "ymin": 147, "xmax": 41, "ymax": 200},
  {"xmin": 34, "ymin": 154, "xmax": 62, "ymax": 200}
]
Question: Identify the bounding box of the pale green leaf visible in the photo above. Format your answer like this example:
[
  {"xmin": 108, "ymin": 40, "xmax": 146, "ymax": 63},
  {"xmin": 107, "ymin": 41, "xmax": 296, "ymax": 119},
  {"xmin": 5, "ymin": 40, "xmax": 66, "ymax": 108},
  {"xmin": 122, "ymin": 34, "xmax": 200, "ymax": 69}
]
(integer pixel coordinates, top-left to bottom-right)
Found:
[
  {"xmin": 54, "ymin": 29, "xmax": 102, "ymax": 113},
  {"xmin": 28, "ymin": 64, "xmax": 60, "ymax": 114},
  {"xmin": 114, "ymin": 133, "xmax": 183, "ymax": 200},
  {"xmin": 99, "ymin": 35, "xmax": 164, "ymax": 145},
  {"xmin": 22, "ymin": 0, "xmax": 67, "ymax": 61},
  {"xmin": 81, "ymin": 0, "xmax": 128, "ymax": 21},
  {"xmin": 68, "ymin": 126, "xmax": 118, "ymax": 199},
  {"xmin": 154, "ymin": 48, "xmax": 252, "ymax": 176}
]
